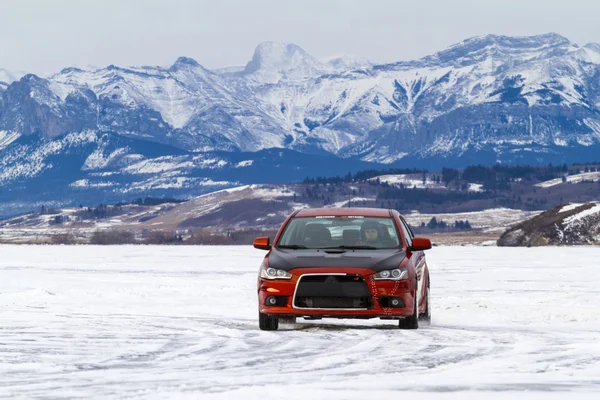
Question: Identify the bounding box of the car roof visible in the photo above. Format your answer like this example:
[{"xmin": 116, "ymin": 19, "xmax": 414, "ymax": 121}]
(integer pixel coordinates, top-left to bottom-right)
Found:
[{"xmin": 294, "ymin": 207, "xmax": 393, "ymax": 218}]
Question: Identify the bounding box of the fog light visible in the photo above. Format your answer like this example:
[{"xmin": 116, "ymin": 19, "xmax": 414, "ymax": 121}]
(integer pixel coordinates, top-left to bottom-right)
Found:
[
  {"xmin": 380, "ymin": 297, "xmax": 405, "ymax": 308},
  {"xmin": 265, "ymin": 295, "xmax": 288, "ymax": 306}
]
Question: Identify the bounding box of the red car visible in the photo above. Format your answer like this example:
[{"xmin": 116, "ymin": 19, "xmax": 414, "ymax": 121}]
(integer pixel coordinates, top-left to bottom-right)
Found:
[{"xmin": 254, "ymin": 207, "xmax": 432, "ymax": 330}]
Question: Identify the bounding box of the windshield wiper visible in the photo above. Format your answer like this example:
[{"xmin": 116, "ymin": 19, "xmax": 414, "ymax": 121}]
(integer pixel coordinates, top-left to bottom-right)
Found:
[
  {"xmin": 321, "ymin": 245, "xmax": 378, "ymax": 250},
  {"xmin": 277, "ymin": 244, "xmax": 308, "ymax": 250}
]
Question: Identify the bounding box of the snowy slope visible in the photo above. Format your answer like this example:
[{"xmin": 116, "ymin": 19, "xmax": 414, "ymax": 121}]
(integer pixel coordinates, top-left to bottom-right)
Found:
[
  {"xmin": 498, "ymin": 201, "xmax": 600, "ymax": 245},
  {"xmin": 245, "ymin": 33, "xmax": 600, "ymax": 163},
  {"xmin": 50, "ymin": 60, "xmax": 285, "ymax": 151},
  {"xmin": 1, "ymin": 245, "xmax": 599, "ymax": 398},
  {"xmin": 405, "ymin": 208, "xmax": 542, "ymax": 233},
  {"xmin": 0, "ymin": 131, "xmax": 21, "ymax": 151},
  {"xmin": 0, "ymin": 138, "xmax": 385, "ymax": 216},
  {"xmin": 129, "ymin": 184, "xmax": 300, "ymax": 230},
  {"xmin": 534, "ymin": 171, "xmax": 600, "ymax": 187},
  {"xmin": 325, "ymin": 54, "xmax": 373, "ymax": 71},
  {"xmin": 370, "ymin": 174, "xmax": 447, "ymax": 189}
]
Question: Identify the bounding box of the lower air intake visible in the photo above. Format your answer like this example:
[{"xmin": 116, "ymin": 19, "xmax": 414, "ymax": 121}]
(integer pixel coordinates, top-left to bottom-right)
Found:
[{"xmin": 295, "ymin": 296, "xmax": 371, "ymax": 309}]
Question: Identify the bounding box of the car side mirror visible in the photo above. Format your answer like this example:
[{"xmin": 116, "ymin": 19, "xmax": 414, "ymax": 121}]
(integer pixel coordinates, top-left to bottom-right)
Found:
[
  {"xmin": 253, "ymin": 236, "xmax": 271, "ymax": 250},
  {"xmin": 410, "ymin": 237, "xmax": 432, "ymax": 251}
]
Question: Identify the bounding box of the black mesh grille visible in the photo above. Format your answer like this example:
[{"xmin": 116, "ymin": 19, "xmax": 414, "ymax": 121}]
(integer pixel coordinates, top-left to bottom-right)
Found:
[{"xmin": 294, "ymin": 274, "xmax": 372, "ymax": 309}]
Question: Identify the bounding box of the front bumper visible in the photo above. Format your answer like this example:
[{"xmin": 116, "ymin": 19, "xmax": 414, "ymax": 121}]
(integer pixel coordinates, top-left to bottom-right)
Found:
[{"xmin": 258, "ymin": 267, "xmax": 415, "ymax": 319}]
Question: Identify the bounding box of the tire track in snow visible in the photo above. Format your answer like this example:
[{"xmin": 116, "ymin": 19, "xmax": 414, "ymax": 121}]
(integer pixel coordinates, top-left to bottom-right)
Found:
[{"xmin": 1, "ymin": 245, "xmax": 600, "ymax": 398}]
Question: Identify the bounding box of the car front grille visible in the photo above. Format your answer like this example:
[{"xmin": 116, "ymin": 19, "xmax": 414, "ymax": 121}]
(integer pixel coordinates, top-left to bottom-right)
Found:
[{"xmin": 293, "ymin": 274, "xmax": 372, "ymax": 309}]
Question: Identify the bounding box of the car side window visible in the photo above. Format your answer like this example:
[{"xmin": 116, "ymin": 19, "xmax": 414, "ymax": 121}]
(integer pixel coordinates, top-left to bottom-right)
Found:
[
  {"xmin": 401, "ymin": 217, "xmax": 415, "ymax": 239},
  {"xmin": 397, "ymin": 217, "xmax": 413, "ymax": 248}
]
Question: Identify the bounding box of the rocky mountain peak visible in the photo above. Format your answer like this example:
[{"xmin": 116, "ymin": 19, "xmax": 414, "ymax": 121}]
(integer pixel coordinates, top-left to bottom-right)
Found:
[
  {"xmin": 422, "ymin": 32, "xmax": 573, "ymax": 67},
  {"xmin": 243, "ymin": 41, "xmax": 326, "ymax": 82},
  {"xmin": 171, "ymin": 56, "xmax": 201, "ymax": 69}
]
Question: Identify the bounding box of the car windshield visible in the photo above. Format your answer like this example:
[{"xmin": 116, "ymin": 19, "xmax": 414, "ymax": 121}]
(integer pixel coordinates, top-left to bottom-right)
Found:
[{"xmin": 277, "ymin": 216, "xmax": 401, "ymax": 250}]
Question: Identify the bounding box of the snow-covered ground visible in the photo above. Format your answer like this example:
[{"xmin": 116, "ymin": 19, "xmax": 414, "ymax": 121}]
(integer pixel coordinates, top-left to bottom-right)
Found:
[
  {"xmin": 535, "ymin": 171, "xmax": 600, "ymax": 187},
  {"xmin": 1, "ymin": 245, "xmax": 599, "ymax": 399},
  {"xmin": 404, "ymin": 208, "xmax": 542, "ymax": 232},
  {"xmin": 370, "ymin": 174, "xmax": 447, "ymax": 189}
]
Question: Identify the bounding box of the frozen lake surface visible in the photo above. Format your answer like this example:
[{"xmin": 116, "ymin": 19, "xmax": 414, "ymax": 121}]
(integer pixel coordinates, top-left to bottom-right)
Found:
[{"xmin": 1, "ymin": 245, "xmax": 600, "ymax": 399}]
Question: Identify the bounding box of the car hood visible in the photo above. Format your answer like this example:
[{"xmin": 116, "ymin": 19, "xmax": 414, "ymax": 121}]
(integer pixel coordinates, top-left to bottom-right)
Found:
[{"xmin": 267, "ymin": 248, "xmax": 406, "ymax": 272}]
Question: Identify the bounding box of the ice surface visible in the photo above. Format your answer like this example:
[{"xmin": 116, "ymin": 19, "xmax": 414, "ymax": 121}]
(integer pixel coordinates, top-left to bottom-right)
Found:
[{"xmin": 1, "ymin": 245, "xmax": 599, "ymax": 398}]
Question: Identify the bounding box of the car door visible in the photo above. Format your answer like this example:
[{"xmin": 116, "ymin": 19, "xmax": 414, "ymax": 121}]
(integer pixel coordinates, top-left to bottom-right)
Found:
[
  {"xmin": 394, "ymin": 213, "xmax": 417, "ymax": 278},
  {"xmin": 398, "ymin": 216, "xmax": 428, "ymax": 313}
]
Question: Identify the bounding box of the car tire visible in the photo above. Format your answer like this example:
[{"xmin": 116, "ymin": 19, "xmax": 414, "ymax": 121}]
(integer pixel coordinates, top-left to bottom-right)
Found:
[
  {"xmin": 419, "ymin": 284, "xmax": 431, "ymax": 323},
  {"xmin": 399, "ymin": 287, "xmax": 419, "ymax": 330},
  {"xmin": 259, "ymin": 312, "xmax": 279, "ymax": 331}
]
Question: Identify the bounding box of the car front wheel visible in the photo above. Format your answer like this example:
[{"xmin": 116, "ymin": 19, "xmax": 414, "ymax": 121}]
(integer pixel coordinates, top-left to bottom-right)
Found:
[
  {"xmin": 399, "ymin": 287, "xmax": 419, "ymax": 330},
  {"xmin": 419, "ymin": 285, "xmax": 431, "ymax": 323},
  {"xmin": 259, "ymin": 312, "xmax": 279, "ymax": 331}
]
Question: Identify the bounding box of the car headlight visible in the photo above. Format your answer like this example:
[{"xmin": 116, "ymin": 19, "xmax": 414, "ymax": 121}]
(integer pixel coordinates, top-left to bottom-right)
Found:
[
  {"xmin": 260, "ymin": 267, "xmax": 292, "ymax": 280},
  {"xmin": 373, "ymin": 268, "xmax": 408, "ymax": 280}
]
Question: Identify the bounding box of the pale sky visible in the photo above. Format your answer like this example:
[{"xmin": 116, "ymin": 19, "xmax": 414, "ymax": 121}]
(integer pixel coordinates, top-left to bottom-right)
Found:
[{"xmin": 1, "ymin": 0, "xmax": 600, "ymax": 75}]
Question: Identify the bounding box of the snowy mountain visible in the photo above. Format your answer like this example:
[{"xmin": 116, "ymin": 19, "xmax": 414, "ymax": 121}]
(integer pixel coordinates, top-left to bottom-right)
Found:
[
  {"xmin": 243, "ymin": 42, "xmax": 329, "ymax": 84},
  {"xmin": 497, "ymin": 202, "xmax": 600, "ymax": 246},
  {"xmin": 0, "ymin": 130, "xmax": 381, "ymax": 217},
  {"xmin": 324, "ymin": 55, "xmax": 373, "ymax": 71},
  {"xmin": 3, "ymin": 33, "xmax": 600, "ymax": 210}
]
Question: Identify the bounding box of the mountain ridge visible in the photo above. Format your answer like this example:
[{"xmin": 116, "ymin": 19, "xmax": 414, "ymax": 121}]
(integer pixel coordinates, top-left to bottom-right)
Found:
[{"xmin": 3, "ymin": 33, "xmax": 600, "ymax": 211}]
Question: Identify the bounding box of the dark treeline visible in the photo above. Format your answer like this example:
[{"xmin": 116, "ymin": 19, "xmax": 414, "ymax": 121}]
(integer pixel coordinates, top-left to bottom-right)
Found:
[
  {"xmin": 115, "ymin": 196, "xmax": 185, "ymax": 207},
  {"xmin": 377, "ymin": 186, "xmax": 492, "ymax": 207},
  {"xmin": 446, "ymin": 163, "xmax": 569, "ymax": 185},
  {"xmin": 304, "ymin": 162, "xmax": 581, "ymax": 188},
  {"xmin": 423, "ymin": 217, "xmax": 472, "ymax": 230},
  {"xmin": 572, "ymin": 160, "xmax": 600, "ymax": 167},
  {"xmin": 303, "ymin": 168, "xmax": 426, "ymax": 184},
  {"xmin": 75, "ymin": 204, "xmax": 123, "ymax": 220},
  {"xmin": 67, "ymin": 197, "xmax": 185, "ymax": 221}
]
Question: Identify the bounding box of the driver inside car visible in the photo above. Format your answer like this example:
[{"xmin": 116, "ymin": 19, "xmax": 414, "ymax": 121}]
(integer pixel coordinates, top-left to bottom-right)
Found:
[{"xmin": 358, "ymin": 220, "xmax": 392, "ymax": 247}]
